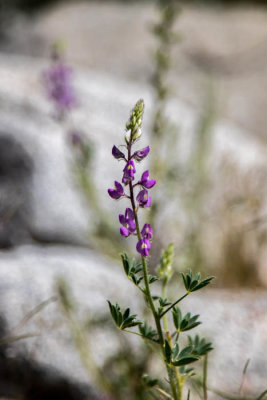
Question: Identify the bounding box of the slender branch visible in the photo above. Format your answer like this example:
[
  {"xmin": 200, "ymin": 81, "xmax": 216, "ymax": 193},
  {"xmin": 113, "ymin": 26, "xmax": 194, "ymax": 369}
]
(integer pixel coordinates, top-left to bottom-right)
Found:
[
  {"xmin": 124, "ymin": 329, "xmax": 158, "ymax": 343},
  {"xmin": 203, "ymin": 354, "xmax": 208, "ymax": 400},
  {"xmin": 11, "ymin": 296, "xmax": 57, "ymax": 333},
  {"xmin": 239, "ymin": 359, "xmax": 250, "ymax": 396},
  {"xmin": 0, "ymin": 333, "xmax": 39, "ymax": 346},
  {"xmin": 127, "ymin": 143, "xmax": 179, "ymax": 400},
  {"xmin": 155, "ymin": 386, "xmax": 173, "ymax": 399},
  {"xmin": 257, "ymin": 391, "xmax": 267, "ymax": 400},
  {"xmin": 160, "ymin": 292, "xmax": 189, "ymax": 318}
]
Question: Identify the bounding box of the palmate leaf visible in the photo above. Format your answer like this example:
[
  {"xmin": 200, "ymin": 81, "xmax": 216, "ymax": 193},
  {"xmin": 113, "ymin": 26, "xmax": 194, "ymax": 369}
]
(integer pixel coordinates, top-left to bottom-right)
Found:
[
  {"xmin": 181, "ymin": 269, "xmax": 214, "ymax": 293},
  {"xmin": 188, "ymin": 334, "xmax": 213, "ymax": 356},
  {"xmin": 139, "ymin": 322, "xmax": 158, "ymax": 342},
  {"xmin": 121, "ymin": 252, "xmax": 144, "ymax": 287},
  {"xmin": 107, "ymin": 301, "xmax": 141, "ymax": 330},
  {"xmin": 166, "ymin": 341, "xmax": 200, "ymax": 368},
  {"xmin": 172, "ymin": 307, "xmax": 201, "ymax": 332},
  {"xmin": 158, "ymin": 297, "xmax": 172, "ymax": 315}
]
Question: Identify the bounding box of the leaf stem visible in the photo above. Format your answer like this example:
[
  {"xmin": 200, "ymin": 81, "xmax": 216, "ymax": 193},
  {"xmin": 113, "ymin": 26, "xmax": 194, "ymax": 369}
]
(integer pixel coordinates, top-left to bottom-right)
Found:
[
  {"xmin": 160, "ymin": 292, "xmax": 189, "ymax": 318},
  {"xmin": 124, "ymin": 329, "xmax": 158, "ymax": 343},
  {"xmin": 203, "ymin": 354, "xmax": 208, "ymax": 400}
]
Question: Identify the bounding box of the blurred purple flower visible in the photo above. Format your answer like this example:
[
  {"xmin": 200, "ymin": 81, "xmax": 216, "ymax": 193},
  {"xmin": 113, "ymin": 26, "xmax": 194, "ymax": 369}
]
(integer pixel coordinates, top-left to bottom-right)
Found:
[
  {"xmin": 43, "ymin": 61, "xmax": 76, "ymax": 116},
  {"xmin": 136, "ymin": 189, "xmax": 151, "ymax": 208},
  {"xmin": 122, "ymin": 160, "xmax": 136, "ymax": 184},
  {"xmin": 108, "ymin": 181, "xmax": 124, "ymax": 199},
  {"xmin": 141, "ymin": 224, "xmax": 153, "ymax": 240},
  {"xmin": 132, "ymin": 146, "xmax": 150, "ymax": 162},
  {"xmin": 112, "ymin": 145, "xmax": 126, "ymax": 160},
  {"xmin": 136, "ymin": 238, "xmax": 151, "ymax": 257},
  {"xmin": 119, "ymin": 208, "xmax": 136, "ymax": 237},
  {"xmin": 139, "ymin": 170, "xmax": 156, "ymax": 189}
]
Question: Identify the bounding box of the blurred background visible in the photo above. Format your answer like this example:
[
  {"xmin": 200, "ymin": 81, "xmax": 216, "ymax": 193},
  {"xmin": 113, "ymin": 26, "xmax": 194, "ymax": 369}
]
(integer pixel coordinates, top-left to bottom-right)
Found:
[{"xmin": 1, "ymin": 0, "xmax": 267, "ymax": 399}]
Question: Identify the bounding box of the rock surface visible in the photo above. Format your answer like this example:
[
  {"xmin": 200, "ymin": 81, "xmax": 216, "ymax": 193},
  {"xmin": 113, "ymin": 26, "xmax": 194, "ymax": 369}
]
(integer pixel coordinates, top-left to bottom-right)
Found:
[
  {"xmin": 0, "ymin": 52, "xmax": 266, "ymax": 247},
  {"xmin": 2, "ymin": 1, "xmax": 267, "ymax": 139}
]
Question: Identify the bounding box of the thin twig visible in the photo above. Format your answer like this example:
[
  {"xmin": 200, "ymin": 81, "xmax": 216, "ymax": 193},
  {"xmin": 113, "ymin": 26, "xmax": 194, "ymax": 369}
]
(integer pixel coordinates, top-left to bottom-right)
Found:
[
  {"xmin": 159, "ymin": 293, "xmax": 189, "ymax": 318},
  {"xmin": 0, "ymin": 333, "xmax": 39, "ymax": 346},
  {"xmin": 11, "ymin": 296, "xmax": 57, "ymax": 333},
  {"xmin": 239, "ymin": 359, "xmax": 250, "ymax": 396}
]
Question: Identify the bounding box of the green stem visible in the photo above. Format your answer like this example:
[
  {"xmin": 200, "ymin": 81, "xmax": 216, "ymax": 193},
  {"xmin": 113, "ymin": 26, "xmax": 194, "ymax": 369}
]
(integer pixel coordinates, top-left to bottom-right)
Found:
[
  {"xmin": 124, "ymin": 329, "xmax": 158, "ymax": 343},
  {"xmin": 160, "ymin": 292, "xmax": 189, "ymax": 318},
  {"xmin": 162, "ymin": 279, "xmax": 168, "ymax": 332},
  {"xmin": 128, "ymin": 144, "xmax": 179, "ymax": 400},
  {"xmin": 203, "ymin": 354, "xmax": 208, "ymax": 400}
]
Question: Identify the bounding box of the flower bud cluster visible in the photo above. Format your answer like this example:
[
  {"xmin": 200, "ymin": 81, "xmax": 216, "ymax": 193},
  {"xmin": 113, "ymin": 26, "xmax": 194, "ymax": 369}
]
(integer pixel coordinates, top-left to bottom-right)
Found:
[
  {"xmin": 125, "ymin": 99, "xmax": 144, "ymax": 144},
  {"xmin": 108, "ymin": 100, "xmax": 156, "ymax": 257}
]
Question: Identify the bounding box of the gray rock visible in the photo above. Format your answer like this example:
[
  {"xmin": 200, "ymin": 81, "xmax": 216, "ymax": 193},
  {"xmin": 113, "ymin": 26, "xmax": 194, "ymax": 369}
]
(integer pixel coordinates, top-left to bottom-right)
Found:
[{"xmin": 0, "ymin": 53, "xmax": 266, "ymax": 250}]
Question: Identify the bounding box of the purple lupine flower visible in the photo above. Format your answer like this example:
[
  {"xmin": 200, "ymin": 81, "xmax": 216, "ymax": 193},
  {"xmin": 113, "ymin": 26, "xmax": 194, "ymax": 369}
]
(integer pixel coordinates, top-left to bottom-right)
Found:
[
  {"xmin": 136, "ymin": 238, "xmax": 151, "ymax": 257},
  {"xmin": 141, "ymin": 223, "xmax": 153, "ymax": 240},
  {"xmin": 108, "ymin": 181, "xmax": 124, "ymax": 199},
  {"xmin": 139, "ymin": 170, "xmax": 156, "ymax": 189},
  {"xmin": 112, "ymin": 145, "xmax": 125, "ymax": 160},
  {"xmin": 119, "ymin": 208, "xmax": 136, "ymax": 237},
  {"xmin": 132, "ymin": 146, "xmax": 150, "ymax": 162},
  {"xmin": 43, "ymin": 61, "xmax": 76, "ymax": 115},
  {"xmin": 122, "ymin": 160, "xmax": 136, "ymax": 184},
  {"xmin": 136, "ymin": 189, "xmax": 151, "ymax": 208}
]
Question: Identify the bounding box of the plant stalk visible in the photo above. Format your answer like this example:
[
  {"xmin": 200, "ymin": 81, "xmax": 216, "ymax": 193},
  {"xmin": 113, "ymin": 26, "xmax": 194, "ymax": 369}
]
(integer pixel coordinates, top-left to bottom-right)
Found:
[{"xmin": 127, "ymin": 144, "xmax": 179, "ymax": 400}]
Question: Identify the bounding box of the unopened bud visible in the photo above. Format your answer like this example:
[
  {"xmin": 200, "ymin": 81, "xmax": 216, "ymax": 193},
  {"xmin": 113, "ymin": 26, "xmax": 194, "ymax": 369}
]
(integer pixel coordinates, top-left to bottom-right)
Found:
[{"xmin": 132, "ymin": 127, "xmax": 142, "ymax": 141}]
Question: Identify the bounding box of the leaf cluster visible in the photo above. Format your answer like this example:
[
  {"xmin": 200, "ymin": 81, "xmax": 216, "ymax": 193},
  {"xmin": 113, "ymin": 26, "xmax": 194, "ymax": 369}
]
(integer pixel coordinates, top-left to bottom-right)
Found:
[
  {"xmin": 164, "ymin": 340, "xmax": 200, "ymax": 367},
  {"xmin": 181, "ymin": 270, "xmax": 214, "ymax": 292},
  {"xmin": 139, "ymin": 322, "xmax": 158, "ymax": 342},
  {"xmin": 121, "ymin": 253, "xmax": 158, "ymax": 288},
  {"xmin": 188, "ymin": 334, "xmax": 213, "ymax": 356},
  {"xmin": 157, "ymin": 297, "xmax": 172, "ymax": 315},
  {"xmin": 172, "ymin": 307, "xmax": 201, "ymax": 333},
  {"xmin": 121, "ymin": 253, "xmax": 143, "ymax": 286},
  {"xmin": 107, "ymin": 301, "xmax": 141, "ymax": 330}
]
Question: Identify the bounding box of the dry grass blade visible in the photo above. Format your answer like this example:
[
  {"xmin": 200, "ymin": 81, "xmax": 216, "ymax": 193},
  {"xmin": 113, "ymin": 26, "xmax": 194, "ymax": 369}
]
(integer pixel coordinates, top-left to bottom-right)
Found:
[
  {"xmin": 0, "ymin": 333, "xmax": 39, "ymax": 346},
  {"xmin": 11, "ymin": 296, "xmax": 58, "ymax": 333}
]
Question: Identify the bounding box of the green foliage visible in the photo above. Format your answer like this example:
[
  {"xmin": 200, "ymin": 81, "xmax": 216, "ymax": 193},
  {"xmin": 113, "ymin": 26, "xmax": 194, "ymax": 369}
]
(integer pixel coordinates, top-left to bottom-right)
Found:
[
  {"xmin": 181, "ymin": 269, "xmax": 214, "ymax": 292},
  {"xmin": 121, "ymin": 252, "xmax": 144, "ymax": 286},
  {"xmin": 172, "ymin": 306, "xmax": 201, "ymax": 332},
  {"xmin": 142, "ymin": 374, "xmax": 158, "ymax": 388},
  {"xmin": 188, "ymin": 334, "xmax": 213, "ymax": 356},
  {"xmin": 164, "ymin": 340, "xmax": 200, "ymax": 367},
  {"xmin": 139, "ymin": 323, "xmax": 158, "ymax": 342},
  {"xmin": 108, "ymin": 301, "xmax": 142, "ymax": 330}
]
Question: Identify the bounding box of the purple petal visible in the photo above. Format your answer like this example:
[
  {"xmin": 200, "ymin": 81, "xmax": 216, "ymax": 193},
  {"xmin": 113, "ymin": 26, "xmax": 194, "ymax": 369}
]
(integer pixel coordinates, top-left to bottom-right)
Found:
[
  {"xmin": 144, "ymin": 179, "xmax": 156, "ymax": 189},
  {"xmin": 120, "ymin": 226, "xmax": 130, "ymax": 237},
  {"xmin": 128, "ymin": 220, "xmax": 136, "ymax": 233},
  {"xmin": 141, "ymin": 224, "xmax": 153, "ymax": 239},
  {"xmin": 145, "ymin": 197, "xmax": 151, "ymax": 208},
  {"xmin": 136, "ymin": 238, "xmax": 151, "ymax": 257},
  {"xmin": 108, "ymin": 189, "xmax": 120, "ymax": 199},
  {"xmin": 119, "ymin": 214, "xmax": 126, "ymax": 225},
  {"xmin": 125, "ymin": 208, "xmax": 134, "ymax": 220},
  {"xmin": 112, "ymin": 145, "xmax": 125, "ymax": 160},
  {"xmin": 133, "ymin": 146, "xmax": 150, "ymax": 162},
  {"xmin": 141, "ymin": 170, "xmax": 149, "ymax": 181},
  {"xmin": 114, "ymin": 181, "xmax": 124, "ymax": 195}
]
